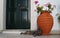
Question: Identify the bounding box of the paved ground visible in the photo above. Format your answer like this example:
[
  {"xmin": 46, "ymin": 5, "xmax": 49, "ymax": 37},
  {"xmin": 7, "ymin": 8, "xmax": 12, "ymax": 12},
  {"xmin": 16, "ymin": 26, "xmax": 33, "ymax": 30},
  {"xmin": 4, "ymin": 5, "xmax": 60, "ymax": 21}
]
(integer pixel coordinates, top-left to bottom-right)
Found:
[{"xmin": 0, "ymin": 33, "xmax": 60, "ymax": 38}]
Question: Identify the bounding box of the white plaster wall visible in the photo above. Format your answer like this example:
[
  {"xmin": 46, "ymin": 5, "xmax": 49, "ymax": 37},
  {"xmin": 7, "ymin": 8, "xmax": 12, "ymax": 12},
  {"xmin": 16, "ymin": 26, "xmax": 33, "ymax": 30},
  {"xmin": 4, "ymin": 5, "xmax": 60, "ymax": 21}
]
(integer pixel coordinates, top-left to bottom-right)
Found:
[
  {"xmin": 31, "ymin": 0, "xmax": 38, "ymax": 30},
  {"xmin": 0, "ymin": 0, "xmax": 4, "ymax": 30},
  {"xmin": 31, "ymin": 0, "xmax": 60, "ymax": 31},
  {"xmin": 0, "ymin": 0, "xmax": 6, "ymax": 31}
]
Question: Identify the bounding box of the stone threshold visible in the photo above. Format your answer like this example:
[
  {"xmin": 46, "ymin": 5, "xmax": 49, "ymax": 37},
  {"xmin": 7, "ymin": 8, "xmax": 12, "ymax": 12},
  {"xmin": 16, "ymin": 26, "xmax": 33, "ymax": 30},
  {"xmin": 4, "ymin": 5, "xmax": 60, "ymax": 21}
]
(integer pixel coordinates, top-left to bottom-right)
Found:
[{"xmin": 2, "ymin": 30, "xmax": 60, "ymax": 35}]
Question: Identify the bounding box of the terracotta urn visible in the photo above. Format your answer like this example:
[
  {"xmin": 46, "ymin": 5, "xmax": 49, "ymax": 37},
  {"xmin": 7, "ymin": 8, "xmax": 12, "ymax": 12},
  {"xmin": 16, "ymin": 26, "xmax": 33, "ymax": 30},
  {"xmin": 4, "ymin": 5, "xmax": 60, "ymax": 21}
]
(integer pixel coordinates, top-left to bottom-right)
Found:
[{"xmin": 37, "ymin": 11, "xmax": 53, "ymax": 35}]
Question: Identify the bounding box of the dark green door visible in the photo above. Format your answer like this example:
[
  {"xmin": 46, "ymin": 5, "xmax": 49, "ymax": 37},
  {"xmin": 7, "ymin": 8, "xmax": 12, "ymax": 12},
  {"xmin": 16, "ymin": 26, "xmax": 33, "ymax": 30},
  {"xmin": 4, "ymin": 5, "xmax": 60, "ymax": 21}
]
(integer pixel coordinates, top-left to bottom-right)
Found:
[{"xmin": 6, "ymin": 0, "xmax": 30, "ymax": 29}]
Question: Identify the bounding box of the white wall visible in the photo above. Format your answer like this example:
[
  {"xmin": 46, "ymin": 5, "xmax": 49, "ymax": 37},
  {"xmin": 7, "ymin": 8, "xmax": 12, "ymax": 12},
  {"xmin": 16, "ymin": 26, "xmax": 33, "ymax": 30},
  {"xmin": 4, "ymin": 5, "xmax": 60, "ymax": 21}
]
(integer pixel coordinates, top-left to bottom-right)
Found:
[
  {"xmin": 0, "ymin": 0, "xmax": 6, "ymax": 31},
  {"xmin": 0, "ymin": 0, "xmax": 4, "ymax": 30},
  {"xmin": 31, "ymin": 0, "xmax": 60, "ymax": 31}
]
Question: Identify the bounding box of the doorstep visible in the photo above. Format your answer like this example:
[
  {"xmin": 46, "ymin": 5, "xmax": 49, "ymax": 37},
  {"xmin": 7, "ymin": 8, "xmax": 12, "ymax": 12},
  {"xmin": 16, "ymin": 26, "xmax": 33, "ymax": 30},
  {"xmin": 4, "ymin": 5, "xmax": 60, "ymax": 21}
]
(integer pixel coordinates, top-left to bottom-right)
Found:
[
  {"xmin": 2, "ymin": 30, "xmax": 60, "ymax": 35},
  {"xmin": 2, "ymin": 29, "xmax": 30, "ymax": 34}
]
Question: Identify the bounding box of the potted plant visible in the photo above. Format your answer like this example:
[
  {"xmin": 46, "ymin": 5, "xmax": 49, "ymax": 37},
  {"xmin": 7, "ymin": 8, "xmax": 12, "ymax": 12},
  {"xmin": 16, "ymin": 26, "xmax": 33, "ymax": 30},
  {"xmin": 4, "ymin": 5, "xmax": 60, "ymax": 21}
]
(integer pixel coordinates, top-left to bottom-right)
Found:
[{"xmin": 34, "ymin": 1, "xmax": 56, "ymax": 35}]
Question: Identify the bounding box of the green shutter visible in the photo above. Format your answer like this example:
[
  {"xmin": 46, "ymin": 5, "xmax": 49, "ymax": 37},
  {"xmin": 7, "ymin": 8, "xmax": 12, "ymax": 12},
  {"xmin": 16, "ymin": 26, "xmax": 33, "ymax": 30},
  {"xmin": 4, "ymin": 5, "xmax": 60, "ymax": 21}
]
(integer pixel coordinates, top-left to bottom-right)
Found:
[{"xmin": 6, "ymin": 0, "xmax": 30, "ymax": 29}]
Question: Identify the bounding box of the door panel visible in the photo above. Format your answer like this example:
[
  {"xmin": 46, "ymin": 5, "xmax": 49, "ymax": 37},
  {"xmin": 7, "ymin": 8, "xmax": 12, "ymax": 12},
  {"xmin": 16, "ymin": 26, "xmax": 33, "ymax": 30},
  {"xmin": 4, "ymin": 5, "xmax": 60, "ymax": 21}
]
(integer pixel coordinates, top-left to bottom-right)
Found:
[{"xmin": 6, "ymin": 0, "xmax": 30, "ymax": 29}]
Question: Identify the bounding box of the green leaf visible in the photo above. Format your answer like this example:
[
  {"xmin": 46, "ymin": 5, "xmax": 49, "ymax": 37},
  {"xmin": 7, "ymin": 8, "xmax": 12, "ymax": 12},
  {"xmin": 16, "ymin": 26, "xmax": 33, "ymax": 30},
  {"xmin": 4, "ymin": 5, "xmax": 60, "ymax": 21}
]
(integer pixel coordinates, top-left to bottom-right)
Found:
[
  {"xmin": 58, "ymin": 16, "xmax": 60, "ymax": 21},
  {"xmin": 37, "ymin": 6, "xmax": 43, "ymax": 13},
  {"xmin": 48, "ymin": 3, "xmax": 51, "ymax": 9}
]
